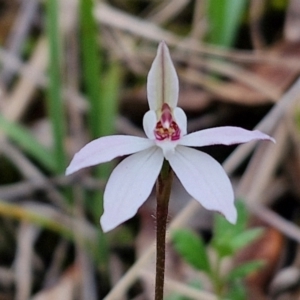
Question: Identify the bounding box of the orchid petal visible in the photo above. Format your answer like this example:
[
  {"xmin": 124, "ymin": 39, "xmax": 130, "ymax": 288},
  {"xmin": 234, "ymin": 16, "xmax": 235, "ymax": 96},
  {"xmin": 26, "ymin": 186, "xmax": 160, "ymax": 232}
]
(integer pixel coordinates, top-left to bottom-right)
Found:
[
  {"xmin": 100, "ymin": 147, "xmax": 164, "ymax": 232},
  {"xmin": 180, "ymin": 126, "xmax": 275, "ymax": 147},
  {"xmin": 147, "ymin": 41, "xmax": 179, "ymax": 110},
  {"xmin": 143, "ymin": 110, "xmax": 156, "ymax": 140},
  {"xmin": 66, "ymin": 135, "xmax": 154, "ymax": 175},
  {"xmin": 168, "ymin": 146, "xmax": 237, "ymax": 223},
  {"xmin": 173, "ymin": 107, "xmax": 187, "ymax": 136}
]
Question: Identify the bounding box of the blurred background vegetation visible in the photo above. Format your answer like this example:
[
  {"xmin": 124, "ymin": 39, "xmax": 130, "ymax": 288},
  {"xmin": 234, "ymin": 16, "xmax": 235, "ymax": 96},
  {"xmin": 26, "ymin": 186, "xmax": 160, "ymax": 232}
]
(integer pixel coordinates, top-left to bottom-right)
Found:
[{"xmin": 0, "ymin": 0, "xmax": 300, "ymax": 299}]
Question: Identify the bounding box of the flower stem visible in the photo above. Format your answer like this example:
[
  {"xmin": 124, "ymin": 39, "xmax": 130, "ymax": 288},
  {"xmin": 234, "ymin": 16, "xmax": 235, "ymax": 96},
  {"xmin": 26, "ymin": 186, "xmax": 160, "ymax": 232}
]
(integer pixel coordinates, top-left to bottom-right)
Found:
[{"xmin": 155, "ymin": 160, "xmax": 173, "ymax": 300}]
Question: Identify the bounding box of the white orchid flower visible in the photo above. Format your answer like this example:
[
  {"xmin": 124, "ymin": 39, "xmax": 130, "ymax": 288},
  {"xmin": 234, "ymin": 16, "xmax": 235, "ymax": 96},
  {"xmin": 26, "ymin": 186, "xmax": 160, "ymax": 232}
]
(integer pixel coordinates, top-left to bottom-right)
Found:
[{"xmin": 66, "ymin": 41, "xmax": 275, "ymax": 232}]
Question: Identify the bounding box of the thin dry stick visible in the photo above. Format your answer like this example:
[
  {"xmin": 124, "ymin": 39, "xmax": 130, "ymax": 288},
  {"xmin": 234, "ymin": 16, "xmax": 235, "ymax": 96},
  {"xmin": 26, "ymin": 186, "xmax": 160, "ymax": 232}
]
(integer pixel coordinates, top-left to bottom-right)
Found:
[
  {"xmin": 0, "ymin": 199, "xmax": 98, "ymax": 243},
  {"xmin": 0, "ymin": 46, "xmax": 88, "ymax": 112},
  {"xmin": 2, "ymin": 37, "xmax": 48, "ymax": 121},
  {"xmin": 94, "ymin": 2, "xmax": 178, "ymax": 44},
  {"xmin": 178, "ymin": 57, "xmax": 283, "ymax": 101},
  {"xmin": 0, "ymin": 141, "xmax": 68, "ymax": 210},
  {"xmin": 189, "ymin": 0, "xmax": 206, "ymax": 39},
  {"xmin": 42, "ymin": 240, "xmax": 69, "ymax": 287},
  {"xmin": 15, "ymin": 224, "xmax": 39, "ymax": 300},
  {"xmin": 146, "ymin": 0, "xmax": 190, "ymax": 24},
  {"xmin": 179, "ymin": 68, "xmax": 279, "ymax": 104},
  {"xmin": 237, "ymin": 122, "xmax": 287, "ymax": 203},
  {"xmin": 0, "ymin": 176, "xmax": 105, "ymax": 200},
  {"xmin": 104, "ymin": 77, "xmax": 300, "ymax": 300},
  {"xmin": 0, "ymin": 0, "xmax": 39, "ymax": 84},
  {"xmin": 0, "ymin": 267, "xmax": 14, "ymax": 287},
  {"xmin": 250, "ymin": 204, "xmax": 300, "ymax": 243},
  {"xmin": 249, "ymin": 0, "xmax": 266, "ymax": 49}
]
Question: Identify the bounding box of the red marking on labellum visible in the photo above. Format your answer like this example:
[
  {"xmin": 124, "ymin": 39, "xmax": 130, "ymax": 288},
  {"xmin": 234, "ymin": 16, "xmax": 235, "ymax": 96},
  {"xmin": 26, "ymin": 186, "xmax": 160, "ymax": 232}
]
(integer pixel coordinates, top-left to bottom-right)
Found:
[{"xmin": 154, "ymin": 103, "xmax": 180, "ymax": 141}]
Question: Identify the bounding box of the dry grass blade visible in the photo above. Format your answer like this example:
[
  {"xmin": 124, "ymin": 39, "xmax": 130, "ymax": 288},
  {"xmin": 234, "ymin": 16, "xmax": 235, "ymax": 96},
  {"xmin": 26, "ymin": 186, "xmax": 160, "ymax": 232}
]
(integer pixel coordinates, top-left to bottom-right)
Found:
[
  {"xmin": 0, "ymin": 140, "xmax": 67, "ymax": 210},
  {"xmin": 237, "ymin": 122, "xmax": 287, "ymax": 204},
  {"xmin": 249, "ymin": 0, "xmax": 266, "ymax": 49},
  {"xmin": 94, "ymin": 3, "xmax": 300, "ymax": 70},
  {"xmin": 146, "ymin": 0, "xmax": 190, "ymax": 24},
  {"xmin": 236, "ymin": 121, "xmax": 300, "ymax": 242},
  {"xmin": 284, "ymin": 0, "xmax": 300, "ymax": 42},
  {"xmin": 2, "ymin": 37, "xmax": 48, "ymax": 121},
  {"xmin": 0, "ymin": 46, "xmax": 47, "ymax": 88},
  {"xmin": 175, "ymin": 51, "xmax": 283, "ymax": 102},
  {"xmin": 0, "ymin": 45, "xmax": 88, "ymax": 112},
  {"xmin": 15, "ymin": 223, "xmax": 39, "ymax": 300},
  {"xmin": 223, "ymin": 76, "xmax": 300, "ymax": 174},
  {"xmin": 95, "ymin": 3, "xmax": 178, "ymax": 44},
  {"xmin": 179, "ymin": 68, "xmax": 279, "ymax": 104},
  {"xmin": 31, "ymin": 265, "xmax": 81, "ymax": 300},
  {"xmin": 251, "ymin": 205, "xmax": 300, "ymax": 243},
  {"xmin": 0, "ymin": 0, "xmax": 39, "ymax": 84}
]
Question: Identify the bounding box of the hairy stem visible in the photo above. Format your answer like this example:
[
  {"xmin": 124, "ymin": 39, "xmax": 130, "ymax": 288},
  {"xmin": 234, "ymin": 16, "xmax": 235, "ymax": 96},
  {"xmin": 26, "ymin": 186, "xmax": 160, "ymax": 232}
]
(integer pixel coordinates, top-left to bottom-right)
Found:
[{"xmin": 155, "ymin": 160, "xmax": 173, "ymax": 300}]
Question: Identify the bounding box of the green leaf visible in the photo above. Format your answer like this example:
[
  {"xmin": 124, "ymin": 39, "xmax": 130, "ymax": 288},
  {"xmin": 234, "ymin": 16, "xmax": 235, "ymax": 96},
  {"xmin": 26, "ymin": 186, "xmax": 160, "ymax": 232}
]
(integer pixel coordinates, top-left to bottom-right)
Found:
[
  {"xmin": 227, "ymin": 260, "xmax": 265, "ymax": 281},
  {"xmin": 230, "ymin": 228, "xmax": 264, "ymax": 252},
  {"xmin": 0, "ymin": 114, "xmax": 56, "ymax": 172},
  {"xmin": 226, "ymin": 279, "xmax": 247, "ymax": 300},
  {"xmin": 212, "ymin": 201, "xmax": 249, "ymax": 257},
  {"xmin": 165, "ymin": 295, "xmax": 186, "ymax": 300},
  {"xmin": 213, "ymin": 201, "xmax": 247, "ymax": 241},
  {"xmin": 233, "ymin": 200, "xmax": 249, "ymax": 233},
  {"xmin": 172, "ymin": 229, "xmax": 210, "ymax": 273}
]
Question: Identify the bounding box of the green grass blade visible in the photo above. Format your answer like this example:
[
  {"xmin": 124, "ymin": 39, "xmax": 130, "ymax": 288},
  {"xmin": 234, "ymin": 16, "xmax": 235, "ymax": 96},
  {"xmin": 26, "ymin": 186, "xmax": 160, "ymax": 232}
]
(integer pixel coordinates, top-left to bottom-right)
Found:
[
  {"xmin": 0, "ymin": 200, "xmax": 72, "ymax": 239},
  {"xmin": 80, "ymin": 0, "xmax": 121, "ymax": 215},
  {"xmin": 79, "ymin": 0, "xmax": 104, "ymax": 221},
  {"xmin": 172, "ymin": 229, "xmax": 211, "ymax": 274},
  {"xmin": 46, "ymin": 0, "xmax": 67, "ymax": 173},
  {"xmin": 96, "ymin": 62, "xmax": 121, "ymax": 179},
  {"xmin": 89, "ymin": 62, "xmax": 121, "ymax": 222},
  {"xmin": 90, "ymin": 61, "xmax": 121, "ymax": 231},
  {"xmin": 0, "ymin": 114, "xmax": 56, "ymax": 172},
  {"xmin": 79, "ymin": 0, "xmax": 123, "ymax": 269},
  {"xmin": 207, "ymin": 0, "xmax": 248, "ymax": 47},
  {"xmin": 79, "ymin": 0, "xmax": 102, "ymax": 138}
]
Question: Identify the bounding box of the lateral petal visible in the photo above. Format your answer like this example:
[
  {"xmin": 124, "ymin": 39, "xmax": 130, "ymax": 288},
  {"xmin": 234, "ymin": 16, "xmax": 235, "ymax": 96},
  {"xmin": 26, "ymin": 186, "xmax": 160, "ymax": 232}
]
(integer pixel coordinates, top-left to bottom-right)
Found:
[
  {"xmin": 100, "ymin": 147, "xmax": 164, "ymax": 232},
  {"xmin": 180, "ymin": 126, "xmax": 275, "ymax": 147},
  {"xmin": 143, "ymin": 110, "xmax": 157, "ymax": 140},
  {"xmin": 168, "ymin": 146, "xmax": 237, "ymax": 223},
  {"xmin": 147, "ymin": 41, "xmax": 179, "ymax": 110},
  {"xmin": 173, "ymin": 107, "xmax": 187, "ymax": 136},
  {"xmin": 66, "ymin": 135, "xmax": 154, "ymax": 175}
]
